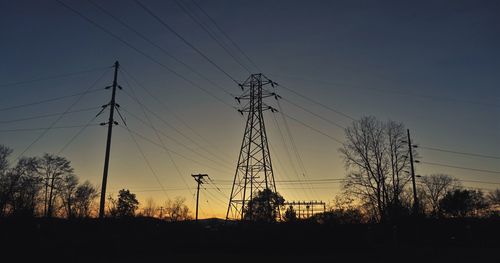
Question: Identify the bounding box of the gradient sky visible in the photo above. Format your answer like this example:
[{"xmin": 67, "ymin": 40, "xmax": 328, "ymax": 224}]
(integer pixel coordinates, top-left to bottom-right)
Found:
[{"xmin": 1, "ymin": 0, "xmax": 499, "ymax": 218}]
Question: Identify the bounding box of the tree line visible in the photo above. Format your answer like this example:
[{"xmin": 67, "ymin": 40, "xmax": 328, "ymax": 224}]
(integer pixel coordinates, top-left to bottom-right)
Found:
[
  {"xmin": 0, "ymin": 145, "xmax": 192, "ymax": 220},
  {"xmin": 243, "ymin": 116, "xmax": 499, "ymax": 223},
  {"xmin": 1, "ymin": 116, "xmax": 498, "ymax": 223},
  {"xmin": 0, "ymin": 145, "xmax": 97, "ymax": 218},
  {"xmin": 330, "ymin": 116, "xmax": 499, "ymax": 222}
]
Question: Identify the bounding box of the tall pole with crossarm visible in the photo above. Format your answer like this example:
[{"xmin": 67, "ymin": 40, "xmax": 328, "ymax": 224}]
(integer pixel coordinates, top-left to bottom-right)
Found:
[{"xmin": 98, "ymin": 61, "xmax": 121, "ymax": 219}]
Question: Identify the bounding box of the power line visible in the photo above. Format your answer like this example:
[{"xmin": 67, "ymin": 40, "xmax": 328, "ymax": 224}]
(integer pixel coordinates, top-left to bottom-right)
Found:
[
  {"xmin": 133, "ymin": 0, "xmax": 241, "ymax": 85},
  {"xmin": 173, "ymin": 0, "xmax": 252, "ymax": 74},
  {"xmin": 190, "ymin": 0, "xmax": 261, "ymax": 72},
  {"xmin": 0, "ymin": 106, "xmax": 100, "ymax": 124},
  {"xmin": 119, "ymin": 89, "xmax": 233, "ymax": 170},
  {"xmin": 0, "ymin": 124, "xmax": 100, "ymax": 132},
  {"xmin": 0, "ymin": 88, "xmax": 103, "ymax": 112},
  {"xmin": 269, "ymin": 101, "xmax": 312, "ymax": 201},
  {"xmin": 272, "ymin": 73, "xmax": 500, "ymax": 109},
  {"xmin": 279, "ymin": 111, "xmax": 344, "ymax": 144},
  {"xmin": 55, "ymin": 0, "xmax": 235, "ymax": 110},
  {"xmin": 275, "ymin": 100, "xmax": 317, "ymax": 199},
  {"xmin": 421, "ymin": 161, "xmax": 500, "ymax": 175},
  {"xmin": 14, "ymin": 68, "xmax": 109, "ymax": 159},
  {"xmin": 268, "ymin": 141, "xmax": 300, "ymax": 201},
  {"xmin": 120, "ymin": 66, "xmax": 235, "ymax": 161},
  {"xmin": 121, "ymin": 75, "xmax": 229, "ymax": 196},
  {"xmin": 120, "ymin": 106, "xmax": 232, "ymax": 170},
  {"xmin": 86, "ymin": 0, "xmax": 235, "ymax": 97},
  {"xmin": 271, "ymin": 113, "xmax": 302, "ymax": 184},
  {"xmin": 57, "ymin": 115, "xmax": 99, "ymax": 154},
  {"xmin": 420, "ymin": 146, "xmax": 500, "ymax": 160},
  {"xmin": 0, "ymin": 65, "xmax": 109, "ymax": 88},
  {"xmin": 121, "ymin": 126, "xmax": 231, "ymax": 174},
  {"xmin": 280, "ymin": 96, "xmax": 346, "ymax": 130},
  {"xmin": 123, "ymin": 124, "xmax": 170, "ymax": 199},
  {"xmin": 276, "ymin": 83, "xmax": 356, "ymax": 121}
]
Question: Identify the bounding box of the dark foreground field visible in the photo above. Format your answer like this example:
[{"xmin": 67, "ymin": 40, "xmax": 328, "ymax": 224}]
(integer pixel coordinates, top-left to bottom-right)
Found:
[{"xmin": 1, "ymin": 217, "xmax": 498, "ymax": 263}]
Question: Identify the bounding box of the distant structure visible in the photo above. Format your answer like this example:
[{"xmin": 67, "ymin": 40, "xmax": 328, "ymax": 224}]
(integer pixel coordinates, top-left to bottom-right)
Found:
[
  {"xmin": 284, "ymin": 201, "xmax": 326, "ymax": 219},
  {"xmin": 226, "ymin": 74, "xmax": 279, "ymax": 220}
]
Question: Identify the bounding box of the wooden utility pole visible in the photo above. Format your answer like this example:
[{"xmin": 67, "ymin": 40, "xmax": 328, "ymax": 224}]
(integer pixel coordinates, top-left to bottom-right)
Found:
[
  {"xmin": 98, "ymin": 61, "xmax": 120, "ymax": 219},
  {"xmin": 192, "ymin": 174, "xmax": 208, "ymax": 221},
  {"xmin": 407, "ymin": 129, "xmax": 419, "ymax": 215}
]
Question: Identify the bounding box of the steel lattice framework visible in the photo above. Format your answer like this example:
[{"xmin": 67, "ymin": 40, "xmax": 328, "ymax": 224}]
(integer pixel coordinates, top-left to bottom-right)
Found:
[{"xmin": 226, "ymin": 73, "xmax": 280, "ymax": 220}]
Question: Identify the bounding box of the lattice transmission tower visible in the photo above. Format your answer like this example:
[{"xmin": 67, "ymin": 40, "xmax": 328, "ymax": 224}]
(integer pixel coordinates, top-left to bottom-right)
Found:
[{"xmin": 226, "ymin": 73, "xmax": 280, "ymax": 220}]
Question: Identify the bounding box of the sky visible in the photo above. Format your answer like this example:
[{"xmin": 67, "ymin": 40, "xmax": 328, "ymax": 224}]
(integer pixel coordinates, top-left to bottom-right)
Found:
[{"xmin": 0, "ymin": 0, "xmax": 499, "ymax": 218}]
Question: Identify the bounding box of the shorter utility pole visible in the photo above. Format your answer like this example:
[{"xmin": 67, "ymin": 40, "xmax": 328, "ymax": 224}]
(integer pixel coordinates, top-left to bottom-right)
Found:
[
  {"xmin": 407, "ymin": 129, "xmax": 419, "ymax": 215},
  {"xmin": 159, "ymin": 206, "xmax": 164, "ymax": 219},
  {"xmin": 192, "ymin": 174, "xmax": 208, "ymax": 221}
]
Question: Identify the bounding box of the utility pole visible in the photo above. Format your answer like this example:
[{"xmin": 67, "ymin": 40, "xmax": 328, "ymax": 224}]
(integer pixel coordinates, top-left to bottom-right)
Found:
[
  {"xmin": 192, "ymin": 173, "xmax": 208, "ymax": 221},
  {"xmin": 407, "ymin": 129, "xmax": 419, "ymax": 215},
  {"xmin": 98, "ymin": 61, "xmax": 121, "ymax": 219},
  {"xmin": 159, "ymin": 206, "xmax": 164, "ymax": 219}
]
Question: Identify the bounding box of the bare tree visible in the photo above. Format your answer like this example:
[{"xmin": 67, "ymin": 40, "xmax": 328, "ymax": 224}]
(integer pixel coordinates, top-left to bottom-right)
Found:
[
  {"xmin": 486, "ymin": 189, "xmax": 500, "ymax": 215},
  {"xmin": 420, "ymin": 174, "xmax": 461, "ymax": 216},
  {"xmin": 340, "ymin": 116, "xmax": 412, "ymax": 221},
  {"xmin": 73, "ymin": 181, "xmax": 98, "ymax": 218},
  {"xmin": 142, "ymin": 197, "xmax": 157, "ymax": 218},
  {"xmin": 164, "ymin": 197, "xmax": 191, "ymax": 221},
  {"xmin": 58, "ymin": 174, "xmax": 79, "ymax": 218},
  {"xmin": 39, "ymin": 154, "xmax": 74, "ymax": 217},
  {"xmin": 0, "ymin": 145, "xmax": 11, "ymax": 173},
  {"xmin": 487, "ymin": 189, "xmax": 500, "ymax": 206},
  {"xmin": 0, "ymin": 145, "xmax": 14, "ymax": 216},
  {"xmin": 10, "ymin": 157, "xmax": 42, "ymax": 216},
  {"xmin": 386, "ymin": 121, "xmax": 411, "ymax": 206},
  {"xmin": 106, "ymin": 194, "xmax": 118, "ymax": 217}
]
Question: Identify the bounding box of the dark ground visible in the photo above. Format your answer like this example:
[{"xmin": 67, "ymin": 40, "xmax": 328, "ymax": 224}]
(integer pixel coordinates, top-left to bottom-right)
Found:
[{"xmin": 1, "ymin": 217, "xmax": 498, "ymax": 263}]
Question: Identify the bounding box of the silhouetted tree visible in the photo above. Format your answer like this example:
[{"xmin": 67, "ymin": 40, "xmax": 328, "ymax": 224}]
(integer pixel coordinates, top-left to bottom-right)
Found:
[
  {"xmin": 39, "ymin": 154, "xmax": 74, "ymax": 217},
  {"xmin": 10, "ymin": 157, "xmax": 42, "ymax": 216},
  {"xmin": 487, "ymin": 189, "xmax": 500, "ymax": 205},
  {"xmin": 386, "ymin": 121, "xmax": 410, "ymax": 211},
  {"xmin": 283, "ymin": 205, "xmax": 297, "ymax": 222},
  {"xmin": 244, "ymin": 189, "xmax": 284, "ymax": 222},
  {"xmin": 440, "ymin": 189, "xmax": 487, "ymax": 217},
  {"xmin": 0, "ymin": 145, "xmax": 11, "ymax": 173},
  {"xmin": 0, "ymin": 145, "xmax": 14, "ymax": 216},
  {"xmin": 340, "ymin": 116, "xmax": 412, "ymax": 221},
  {"xmin": 73, "ymin": 181, "xmax": 98, "ymax": 218},
  {"xmin": 164, "ymin": 197, "xmax": 191, "ymax": 221},
  {"xmin": 142, "ymin": 197, "xmax": 157, "ymax": 218},
  {"xmin": 106, "ymin": 194, "xmax": 118, "ymax": 217},
  {"xmin": 116, "ymin": 189, "xmax": 139, "ymax": 217},
  {"xmin": 420, "ymin": 174, "xmax": 460, "ymax": 216},
  {"xmin": 58, "ymin": 174, "xmax": 79, "ymax": 218},
  {"xmin": 486, "ymin": 189, "xmax": 500, "ymax": 217},
  {"xmin": 323, "ymin": 195, "xmax": 366, "ymax": 223}
]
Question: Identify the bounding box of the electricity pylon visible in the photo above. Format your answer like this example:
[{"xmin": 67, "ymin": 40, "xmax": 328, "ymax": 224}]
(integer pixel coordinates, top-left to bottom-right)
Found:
[{"xmin": 226, "ymin": 73, "xmax": 280, "ymax": 221}]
